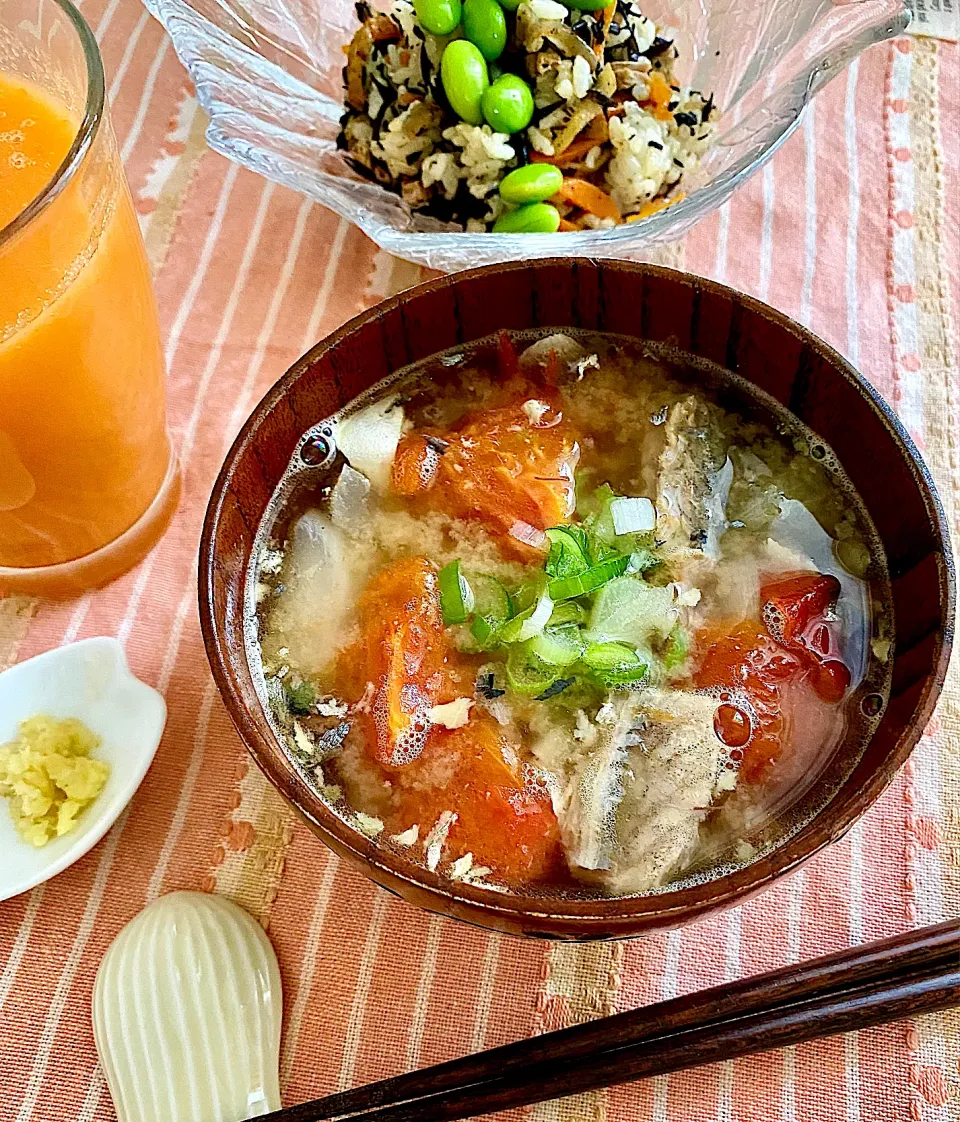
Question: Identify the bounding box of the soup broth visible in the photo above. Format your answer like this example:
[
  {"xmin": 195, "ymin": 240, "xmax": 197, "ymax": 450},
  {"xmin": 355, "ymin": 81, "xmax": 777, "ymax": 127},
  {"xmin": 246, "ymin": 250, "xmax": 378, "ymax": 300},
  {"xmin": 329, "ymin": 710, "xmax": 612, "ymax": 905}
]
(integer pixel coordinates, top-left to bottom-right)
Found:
[{"xmin": 249, "ymin": 332, "xmax": 892, "ymax": 898}]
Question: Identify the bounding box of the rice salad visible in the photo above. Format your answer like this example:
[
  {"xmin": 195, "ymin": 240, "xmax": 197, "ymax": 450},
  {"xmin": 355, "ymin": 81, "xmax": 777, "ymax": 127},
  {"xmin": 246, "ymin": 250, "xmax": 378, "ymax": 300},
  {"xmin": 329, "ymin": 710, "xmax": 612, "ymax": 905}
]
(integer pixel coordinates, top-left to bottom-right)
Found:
[{"xmin": 337, "ymin": 0, "xmax": 714, "ymax": 233}]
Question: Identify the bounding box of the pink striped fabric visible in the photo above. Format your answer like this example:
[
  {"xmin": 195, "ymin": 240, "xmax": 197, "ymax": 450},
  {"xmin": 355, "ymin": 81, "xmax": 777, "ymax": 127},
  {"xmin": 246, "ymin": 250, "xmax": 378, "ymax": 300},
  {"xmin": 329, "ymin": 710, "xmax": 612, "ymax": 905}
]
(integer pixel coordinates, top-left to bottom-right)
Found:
[{"xmin": 1, "ymin": 5, "xmax": 958, "ymax": 1120}]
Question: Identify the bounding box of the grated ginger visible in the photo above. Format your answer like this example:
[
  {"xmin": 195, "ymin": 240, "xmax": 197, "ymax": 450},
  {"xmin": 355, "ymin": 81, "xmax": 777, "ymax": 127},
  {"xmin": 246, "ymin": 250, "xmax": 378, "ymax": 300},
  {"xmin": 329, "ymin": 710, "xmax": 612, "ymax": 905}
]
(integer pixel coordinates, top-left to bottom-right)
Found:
[{"xmin": 0, "ymin": 716, "xmax": 109, "ymax": 847}]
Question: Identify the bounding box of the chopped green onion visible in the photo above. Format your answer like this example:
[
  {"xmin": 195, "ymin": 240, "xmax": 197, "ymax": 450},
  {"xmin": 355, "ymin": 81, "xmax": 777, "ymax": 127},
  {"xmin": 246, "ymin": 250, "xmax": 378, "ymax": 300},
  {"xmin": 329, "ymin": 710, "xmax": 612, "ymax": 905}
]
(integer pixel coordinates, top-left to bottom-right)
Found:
[
  {"xmin": 548, "ymin": 601, "xmax": 587, "ymax": 627},
  {"xmin": 661, "ymin": 625, "xmax": 690, "ymax": 671},
  {"xmin": 598, "ymin": 663, "xmax": 648, "ymax": 688},
  {"xmin": 581, "ymin": 483, "xmax": 618, "ymax": 554},
  {"xmin": 544, "ymin": 525, "xmax": 591, "ymax": 579},
  {"xmin": 544, "ymin": 675, "xmax": 605, "ymax": 709},
  {"xmin": 470, "ymin": 615, "xmax": 501, "ymax": 649},
  {"xmin": 499, "ymin": 606, "xmax": 532, "ymax": 644},
  {"xmin": 463, "ymin": 573, "xmax": 513, "ymax": 649},
  {"xmin": 284, "ymin": 679, "xmax": 316, "ymax": 715},
  {"xmin": 582, "ymin": 641, "xmax": 648, "ymax": 687},
  {"xmin": 591, "ymin": 542, "xmax": 622, "ymax": 564},
  {"xmin": 529, "ymin": 624, "xmax": 584, "ymax": 667},
  {"xmin": 576, "ymin": 480, "xmax": 615, "ymax": 520},
  {"xmin": 511, "ymin": 581, "xmax": 539, "ymax": 614},
  {"xmin": 500, "ymin": 583, "xmax": 553, "ymax": 642},
  {"xmin": 581, "ymin": 641, "xmax": 640, "ymax": 670},
  {"xmin": 580, "ymin": 482, "xmax": 662, "ymax": 565},
  {"xmin": 548, "ymin": 555, "xmax": 629, "ymax": 601},
  {"xmin": 438, "ymin": 560, "xmax": 474, "ymax": 624},
  {"xmin": 470, "ymin": 574, "xmax": 512, "ymax": 621},
  {"xmin": 506, "ymin": 643, "xmax": 563, "ymax": 696}
]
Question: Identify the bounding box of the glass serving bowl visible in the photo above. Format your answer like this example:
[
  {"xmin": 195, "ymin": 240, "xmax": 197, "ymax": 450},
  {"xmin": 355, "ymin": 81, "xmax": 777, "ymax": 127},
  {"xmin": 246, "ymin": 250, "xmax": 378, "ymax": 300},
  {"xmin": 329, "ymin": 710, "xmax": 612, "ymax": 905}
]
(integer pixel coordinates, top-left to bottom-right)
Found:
[{"xmin": 143, "ymin": 0, "xmax": 908, "ymax": 272}]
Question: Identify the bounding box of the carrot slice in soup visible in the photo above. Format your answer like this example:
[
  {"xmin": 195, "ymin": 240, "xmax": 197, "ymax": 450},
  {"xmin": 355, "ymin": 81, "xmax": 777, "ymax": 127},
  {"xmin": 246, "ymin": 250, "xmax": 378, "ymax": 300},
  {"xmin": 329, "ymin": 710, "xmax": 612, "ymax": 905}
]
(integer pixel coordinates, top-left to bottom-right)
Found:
[
  {"xmin": 404, "ymin": 712, "xmax": 564, "ymax": 882},
  {"xmin": 760, "ymin": 572, "xmax": 841, "ymax": 646},
  {"xmin": 337, "ymin": 557, "xmax": 449, "ymax": 767},
  {"xmin": 392, "ymin": 391, "xmax": 579, "ymax": 560},
  {"xmin": 695, "ymin": 566, "xmax": 852, "ymax": 781},
  {"xmin": 392, "ymin": 434, "xmax": 441, "ymax": 496},
  {"xmin": 694, "ymin": 620, "xmax": 801, "ymax": 782}
]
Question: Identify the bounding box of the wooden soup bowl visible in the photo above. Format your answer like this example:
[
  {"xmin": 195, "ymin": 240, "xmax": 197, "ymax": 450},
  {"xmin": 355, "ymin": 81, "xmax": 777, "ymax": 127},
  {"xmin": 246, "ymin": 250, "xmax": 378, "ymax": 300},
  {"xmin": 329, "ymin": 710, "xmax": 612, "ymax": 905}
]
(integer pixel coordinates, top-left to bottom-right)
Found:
[{"xmin": 199, "ymin": 260, "xmax": 953, "ymax": 940}]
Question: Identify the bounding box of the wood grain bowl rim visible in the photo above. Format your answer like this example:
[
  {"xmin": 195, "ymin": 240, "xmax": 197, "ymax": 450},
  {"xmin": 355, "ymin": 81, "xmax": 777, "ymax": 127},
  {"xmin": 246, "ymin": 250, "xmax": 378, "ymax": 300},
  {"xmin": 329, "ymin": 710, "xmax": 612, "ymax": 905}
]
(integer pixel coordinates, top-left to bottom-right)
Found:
[{"xmin": 199, "ymin": 258, "xmax": 954, "ymax": 940}]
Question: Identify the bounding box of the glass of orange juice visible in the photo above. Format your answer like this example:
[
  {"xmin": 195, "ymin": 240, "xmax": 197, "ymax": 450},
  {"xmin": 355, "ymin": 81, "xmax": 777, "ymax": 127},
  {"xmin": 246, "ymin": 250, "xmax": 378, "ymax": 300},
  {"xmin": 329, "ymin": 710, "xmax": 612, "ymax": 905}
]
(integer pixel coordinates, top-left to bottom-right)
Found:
[{"xmin": 0, "ymin": 0, "xmax": 179, "ymax": 597}]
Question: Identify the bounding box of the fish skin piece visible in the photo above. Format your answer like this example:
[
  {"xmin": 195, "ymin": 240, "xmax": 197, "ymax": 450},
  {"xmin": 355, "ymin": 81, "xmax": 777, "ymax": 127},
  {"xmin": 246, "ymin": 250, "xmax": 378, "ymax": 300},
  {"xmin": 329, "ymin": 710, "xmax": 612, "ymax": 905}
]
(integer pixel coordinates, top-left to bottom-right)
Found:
[
  {"xmin": 655, "ymin": 396, "xmax": 732, "ymax": 560},
  {"xmin": 562, "ymin": 689, "xmax": 724, "ymax": 893},
  {"xmin": 559, "ymin": 692, "xmax": 636, "ymax": 871}
]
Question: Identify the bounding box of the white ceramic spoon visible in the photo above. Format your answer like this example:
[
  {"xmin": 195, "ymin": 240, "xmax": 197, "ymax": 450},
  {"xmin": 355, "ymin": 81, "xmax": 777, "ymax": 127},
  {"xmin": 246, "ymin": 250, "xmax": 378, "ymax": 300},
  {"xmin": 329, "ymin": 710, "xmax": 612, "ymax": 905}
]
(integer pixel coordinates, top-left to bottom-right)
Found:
[{"xmin": 93, "ymin": 892, "xmax": 283, "ymax": 1122}]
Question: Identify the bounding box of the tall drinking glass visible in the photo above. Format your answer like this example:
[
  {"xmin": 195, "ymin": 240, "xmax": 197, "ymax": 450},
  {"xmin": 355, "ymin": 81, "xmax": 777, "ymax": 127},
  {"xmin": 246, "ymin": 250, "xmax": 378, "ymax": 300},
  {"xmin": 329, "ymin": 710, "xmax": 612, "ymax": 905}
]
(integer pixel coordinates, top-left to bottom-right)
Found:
[{"xmin": 0, "ymin": 0, "xmax": 179, "ymax": 596}]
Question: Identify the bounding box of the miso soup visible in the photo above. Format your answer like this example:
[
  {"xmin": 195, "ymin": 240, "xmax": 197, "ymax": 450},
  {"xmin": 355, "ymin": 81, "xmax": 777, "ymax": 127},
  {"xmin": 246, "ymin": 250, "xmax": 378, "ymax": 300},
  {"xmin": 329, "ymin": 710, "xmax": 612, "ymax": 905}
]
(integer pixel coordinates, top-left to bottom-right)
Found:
[{"xmin": 248, "ymin": 332, "xmax": 892, "ymax": 897}]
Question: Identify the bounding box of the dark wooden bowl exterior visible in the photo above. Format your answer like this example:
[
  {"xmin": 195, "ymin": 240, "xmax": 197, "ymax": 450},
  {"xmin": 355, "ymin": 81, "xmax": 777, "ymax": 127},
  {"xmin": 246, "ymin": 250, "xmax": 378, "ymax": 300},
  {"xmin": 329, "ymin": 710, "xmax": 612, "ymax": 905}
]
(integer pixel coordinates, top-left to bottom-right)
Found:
[{"xmin": 199, "ymin": 259, "xmax": 954, "ymax": 940}]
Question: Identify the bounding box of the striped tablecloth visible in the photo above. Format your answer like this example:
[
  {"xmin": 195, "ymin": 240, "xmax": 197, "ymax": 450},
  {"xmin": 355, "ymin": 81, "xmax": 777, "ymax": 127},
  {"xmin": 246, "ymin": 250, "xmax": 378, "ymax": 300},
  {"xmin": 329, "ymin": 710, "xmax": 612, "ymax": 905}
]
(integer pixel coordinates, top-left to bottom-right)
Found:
[{"xmin": 1, "ymin": 4, "xmax": 959, "ymax": 1118}]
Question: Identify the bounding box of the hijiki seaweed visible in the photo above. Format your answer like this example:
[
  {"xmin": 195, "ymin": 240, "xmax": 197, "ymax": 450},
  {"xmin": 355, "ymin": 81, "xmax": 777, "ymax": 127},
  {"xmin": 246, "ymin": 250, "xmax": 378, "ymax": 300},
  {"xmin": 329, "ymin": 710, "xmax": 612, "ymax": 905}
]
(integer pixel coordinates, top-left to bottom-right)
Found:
[{"xmin": 337, "ymin": 0, "xmax": 714, "ymax": 231}]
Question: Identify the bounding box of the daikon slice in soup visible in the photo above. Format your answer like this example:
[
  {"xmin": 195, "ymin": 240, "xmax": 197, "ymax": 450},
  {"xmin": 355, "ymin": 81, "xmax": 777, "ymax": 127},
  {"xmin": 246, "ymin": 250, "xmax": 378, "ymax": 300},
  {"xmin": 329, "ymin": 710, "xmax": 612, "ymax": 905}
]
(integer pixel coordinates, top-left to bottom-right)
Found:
[{"xmin": 247, "ymin": 331, "xmax": 893, "ymax": 898}]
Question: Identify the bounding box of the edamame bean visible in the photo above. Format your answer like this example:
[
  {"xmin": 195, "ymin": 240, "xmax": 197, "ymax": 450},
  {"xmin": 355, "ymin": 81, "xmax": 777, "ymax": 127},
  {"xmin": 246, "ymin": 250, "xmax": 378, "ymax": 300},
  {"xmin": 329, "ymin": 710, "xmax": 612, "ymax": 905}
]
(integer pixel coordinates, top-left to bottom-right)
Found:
[
  {"xmin": 493, "ymin": 202, "xmax": 561, "ymax": 233},
  {"xmin": 441, "ymin": 40, "xmax": 490, "ymax": 126},
  {"xmin": 463, "ymin": 0, "xmax": 506, "ymax": 61},
  {"xmin": 413, "ymin": 0, "xmax": 461, "ymax": 36},
  {"xmin": 558, "ymin": 0, "xmax": 611, "ymax": 8},
  {"xmin": 499, "ymin": 163, "xmax": 563, "ymax": 205},
  {"xmin": 481, "ymin": 74, "xmax": 534, "ymax": 133},
  {"xmin": 496, "ymin": 0, "xmax": 521, "ymax": 10}
]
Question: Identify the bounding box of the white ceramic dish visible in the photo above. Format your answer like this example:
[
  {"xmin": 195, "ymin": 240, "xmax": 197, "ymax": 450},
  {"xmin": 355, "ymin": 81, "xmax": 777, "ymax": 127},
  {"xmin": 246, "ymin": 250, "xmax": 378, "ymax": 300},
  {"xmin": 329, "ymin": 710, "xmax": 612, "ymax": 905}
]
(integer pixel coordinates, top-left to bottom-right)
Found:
[{"xmin": 0, "ymin": 638, "xmax": 166, "ymax": 902}]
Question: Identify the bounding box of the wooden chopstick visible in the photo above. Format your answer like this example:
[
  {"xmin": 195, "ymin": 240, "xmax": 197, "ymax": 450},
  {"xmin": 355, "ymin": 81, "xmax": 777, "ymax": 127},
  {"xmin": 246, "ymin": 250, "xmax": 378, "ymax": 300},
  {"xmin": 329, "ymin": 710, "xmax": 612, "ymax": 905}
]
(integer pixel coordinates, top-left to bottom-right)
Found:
[
  {"xmin": 331, "ymin": 963, "xmax": 960, "ymax": 1122},
  {"xmin": 257, "ymin": 919, "xmax": 959, "ymax": 1122}
]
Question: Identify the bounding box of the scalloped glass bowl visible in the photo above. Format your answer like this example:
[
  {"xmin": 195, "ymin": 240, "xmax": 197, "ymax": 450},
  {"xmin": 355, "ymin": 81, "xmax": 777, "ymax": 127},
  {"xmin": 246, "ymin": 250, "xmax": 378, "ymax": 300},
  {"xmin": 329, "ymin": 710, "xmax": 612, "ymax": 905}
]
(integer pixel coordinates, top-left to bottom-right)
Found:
[{"xmin": 143, "ymin": 0, "xmax": 908, "ymax": 271}]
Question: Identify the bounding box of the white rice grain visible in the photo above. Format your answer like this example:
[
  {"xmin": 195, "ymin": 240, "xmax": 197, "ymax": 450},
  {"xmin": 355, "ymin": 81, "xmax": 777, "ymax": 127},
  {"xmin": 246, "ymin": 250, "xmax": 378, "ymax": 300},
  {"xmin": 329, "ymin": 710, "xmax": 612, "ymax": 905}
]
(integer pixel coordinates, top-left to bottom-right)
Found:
[
  {"xmin": 572, "ymin": 55, "xmax": 592, "ymax": 99},
  {"xmin": 527, "ymin": 127, "xmax": 555, "ymax": 156},
  {"xmin": 529, "ymin": 0, "xmax": 567, "ymax": 19}
]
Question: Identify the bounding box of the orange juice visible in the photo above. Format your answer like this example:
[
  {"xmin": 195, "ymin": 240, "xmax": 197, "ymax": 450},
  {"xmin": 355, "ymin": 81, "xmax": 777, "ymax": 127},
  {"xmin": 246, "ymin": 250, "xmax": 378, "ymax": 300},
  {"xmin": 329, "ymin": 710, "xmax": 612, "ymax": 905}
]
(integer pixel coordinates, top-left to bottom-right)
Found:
[{"xmin": 0, "ymin": 71, "xmax": 176, "ymax": 592}]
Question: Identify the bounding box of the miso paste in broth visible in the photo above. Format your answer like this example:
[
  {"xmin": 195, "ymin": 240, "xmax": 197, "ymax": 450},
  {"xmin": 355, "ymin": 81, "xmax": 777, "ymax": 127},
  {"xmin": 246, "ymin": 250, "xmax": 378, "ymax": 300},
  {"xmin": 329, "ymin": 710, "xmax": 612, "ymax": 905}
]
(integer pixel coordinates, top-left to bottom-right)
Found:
[{"xmin": 251, "ymin": 332, "xmax": 891, "ymax": 897}]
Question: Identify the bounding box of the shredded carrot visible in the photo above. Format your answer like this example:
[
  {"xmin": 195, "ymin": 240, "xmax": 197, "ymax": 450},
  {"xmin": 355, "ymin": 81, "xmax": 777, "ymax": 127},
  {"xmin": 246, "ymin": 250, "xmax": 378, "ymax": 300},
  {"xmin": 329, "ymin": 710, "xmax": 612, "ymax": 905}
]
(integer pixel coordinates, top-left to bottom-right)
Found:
[
  {"xmin": 530, "ymin": 117, "xmax": 609, "ymax": 168},
  {"xmin": 369, "ymin": 13, "xmax": 402, "ymax": 41},
  {"xmin": 644, "ymin": 71, "xmax": 675, "ymax": 121},
  {"xmin": 594, "ymin": 2, "xmax": 617, "ymax": 58},
  {"xmin": 625, "ymin": 193, "xmax": 685, "ymax": 222},
  {"xmin": 558, "ymin": 218, "xmax": 579, "ymax": 232},
  {"xmin": 585, "ymin": 115, "xmax": 608, "ymax": 142},
  {"xmin": 530, "ymin": 137, "xmax": 598, "ymax": 167},
  {"xmin": 555, "ymin": 178, "xmax": 621, "ymax": 221}
]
